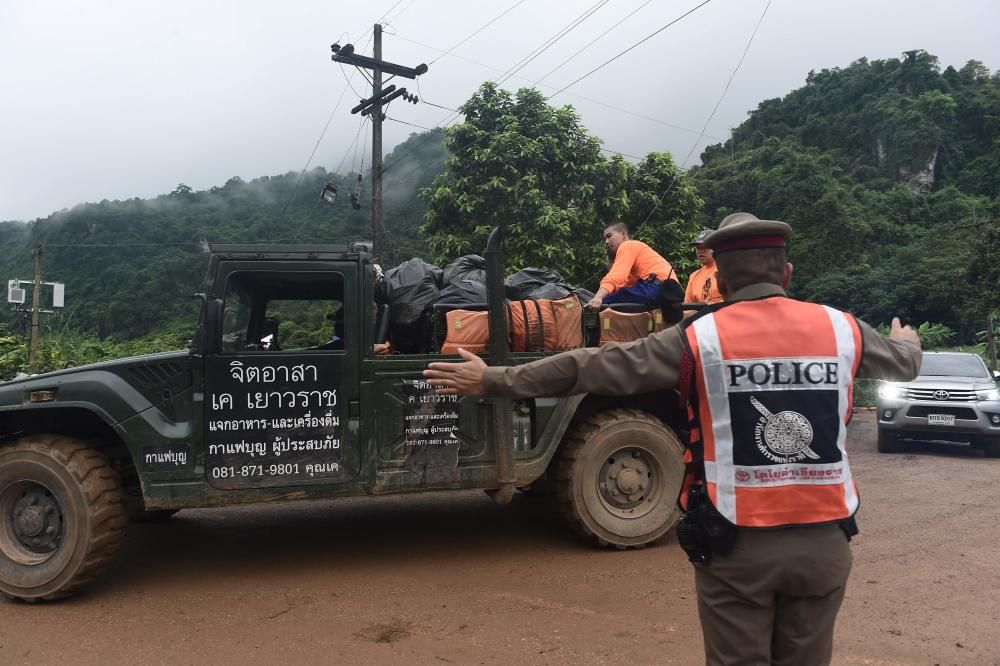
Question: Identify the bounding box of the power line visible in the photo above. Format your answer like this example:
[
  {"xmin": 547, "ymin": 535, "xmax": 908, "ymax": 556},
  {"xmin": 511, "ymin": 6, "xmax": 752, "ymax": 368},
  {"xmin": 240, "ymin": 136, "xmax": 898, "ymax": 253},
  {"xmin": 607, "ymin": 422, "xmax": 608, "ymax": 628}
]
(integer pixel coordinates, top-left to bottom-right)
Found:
[
  {"xmin": 429, "ymin": 0, "xmax": 530, "ymax": 65},
  {"xmin": 280, "ymin": 23, "xmax": 384, "ymax": 216},
  {"xmin": 337, "ymin": 62, "xmax": 368, "ymax": 100},
  {"xmin": 381, "ymin": 2, "xmax": 647, "ymax": 176},
  {"xmin": 291, "ymin": 198, "xmax": 325, "ymax": 242},
  {"xmin": 386, "ymin": 116, "xmax": 448, "ymax": 134},
  {"xmin": 496, "ymin": 0, "xmax": 612, "ymax": 87},
  {"xmin": 382, "ymin": 0, "xmax": 560, "ymax": 174},
  {"xmin": 351, "ymin": 118, "xmax": 368, "ymax": 175},
  {"xmin": 335, "ymin": 117, "xmax": 370, "ymax": 175},
  {"xmin": 386, "ymin": 115, "xmax": 643, "ymax": 160},
  {"xmin": 279, "ymin": 80, "xmax": 354, "ymax": 215},
  {"xmin": 575, "ymin": 0, "xmax": 771, "ymax": 286},
  {"xmin": 532, "ymin": 0, "xmax": 655, "ymax": 86},
  {"xmin": 418, "ymin": 98, "xmax": 459, "ymax": 114},
  {"xmin": 631, "ymin": 0, "xmax": 772, "ymax": 236},
  {"xmin": 383, "ymin": 0, "xmax": 707, "ymax": 188},
  {"xmin": 600, "ymin": 147, "xmax": 644, "ymax": 160},
  {"xmin": 546, "ymin": 0, "xmax": 713, "ymax": 101},
  {"xmin": 385, "ymin": 0, "xmax": 420, "ymax": 24},
  {"xmin": 389, "ymin": 31, "xmax": 721, "ymax": 140},
  {"xmin": 677, "ymin": 0, "xmax": 771, "ymax": 168}
]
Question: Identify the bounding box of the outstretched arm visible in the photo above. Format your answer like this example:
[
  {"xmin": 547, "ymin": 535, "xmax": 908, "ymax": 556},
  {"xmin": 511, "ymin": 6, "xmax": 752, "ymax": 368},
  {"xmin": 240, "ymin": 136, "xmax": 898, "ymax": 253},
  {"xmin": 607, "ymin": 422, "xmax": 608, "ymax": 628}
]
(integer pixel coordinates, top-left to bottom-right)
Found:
[
  {"xmin": 858, "ymin": 317, "xmax": 922, "ymax": 381},
  {"xmin": 424, "ymin": 327, "xmax": 685, "ymax": 399}
]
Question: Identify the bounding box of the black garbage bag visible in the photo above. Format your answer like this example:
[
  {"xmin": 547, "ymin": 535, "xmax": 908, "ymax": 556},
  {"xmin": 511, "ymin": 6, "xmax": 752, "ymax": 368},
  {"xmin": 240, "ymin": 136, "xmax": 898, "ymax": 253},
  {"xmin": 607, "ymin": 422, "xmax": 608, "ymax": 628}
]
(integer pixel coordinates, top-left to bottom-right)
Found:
[
  {"xmin": 505, "ymin": 267, "xmax": 568, "ymax": 300},
  {"xmin": 572, "ymin": 287, "xmax": 595, "ymax": 304},
  {"xmin": 442, "ymin": 254, "xmax": 487, "ymax": 285},
  {"xmin": 378, "ymin": 258, "xmax": 442, "ymax": 304},
  {"xmin": 525, "ymin": 282, "xmax": 570, "ymax": 300},
  {"xmin": 436, "ymin": 279, "xmax": 488, "ymax": 307},
  {"xmin": 379, "ymin": 258, "xmax": 442, "ymax": 353}
]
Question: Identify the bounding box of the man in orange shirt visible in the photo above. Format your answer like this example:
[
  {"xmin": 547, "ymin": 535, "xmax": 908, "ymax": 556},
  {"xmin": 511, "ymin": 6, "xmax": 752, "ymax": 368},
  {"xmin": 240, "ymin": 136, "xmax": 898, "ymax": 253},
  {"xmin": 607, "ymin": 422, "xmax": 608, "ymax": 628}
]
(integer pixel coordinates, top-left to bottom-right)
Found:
[
  {"xmin": 684, "ymin": 229, "xmax": 724, "ymax": 305},
  {"xmin": 586, "ymin": 222, "xmax": 678, "ymax": 310}
]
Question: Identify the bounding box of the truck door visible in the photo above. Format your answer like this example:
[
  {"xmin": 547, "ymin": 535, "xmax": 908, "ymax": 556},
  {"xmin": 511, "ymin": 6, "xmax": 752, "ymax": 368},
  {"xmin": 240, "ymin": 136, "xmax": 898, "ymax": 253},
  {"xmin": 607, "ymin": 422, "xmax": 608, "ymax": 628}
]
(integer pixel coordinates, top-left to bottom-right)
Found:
[{"xmin": 203, "ymin": 261, "xmax": 360, "ymax": 490}]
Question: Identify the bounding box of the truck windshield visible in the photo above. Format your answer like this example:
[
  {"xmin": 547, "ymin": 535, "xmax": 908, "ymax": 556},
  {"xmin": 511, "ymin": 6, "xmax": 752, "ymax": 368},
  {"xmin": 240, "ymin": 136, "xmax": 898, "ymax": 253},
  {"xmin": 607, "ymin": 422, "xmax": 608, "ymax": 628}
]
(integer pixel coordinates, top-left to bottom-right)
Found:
[{"xmin": 918, "ymin": 354, "xmax": 989, "ymax": 378}]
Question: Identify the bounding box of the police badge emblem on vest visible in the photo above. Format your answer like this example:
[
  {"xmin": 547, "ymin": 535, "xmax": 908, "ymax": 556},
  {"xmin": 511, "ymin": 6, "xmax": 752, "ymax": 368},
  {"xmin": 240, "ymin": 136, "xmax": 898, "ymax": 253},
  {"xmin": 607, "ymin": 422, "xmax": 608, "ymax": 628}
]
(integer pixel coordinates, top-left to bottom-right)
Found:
[
  {"xmin": 726, "ymin": 358, "xmax": 840, "ymax": 465},
  {"xmin": 750, "ymin": 395, "xmax": 820, "ymax": 463}
]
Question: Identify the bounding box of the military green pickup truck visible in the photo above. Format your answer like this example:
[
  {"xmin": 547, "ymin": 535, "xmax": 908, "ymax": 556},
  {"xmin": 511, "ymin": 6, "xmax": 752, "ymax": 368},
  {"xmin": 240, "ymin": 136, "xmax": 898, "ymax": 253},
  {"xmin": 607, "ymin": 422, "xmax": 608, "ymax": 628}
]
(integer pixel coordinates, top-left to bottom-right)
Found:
[{"xmin": 0, "ymin": 232, "xmax": 686, "ymax": 601}]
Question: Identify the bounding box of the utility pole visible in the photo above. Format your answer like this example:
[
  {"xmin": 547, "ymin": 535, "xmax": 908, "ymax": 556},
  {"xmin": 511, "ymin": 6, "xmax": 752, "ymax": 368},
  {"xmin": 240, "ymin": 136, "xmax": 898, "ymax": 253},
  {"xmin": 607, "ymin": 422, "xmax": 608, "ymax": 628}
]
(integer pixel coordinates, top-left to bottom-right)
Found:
[
  {"xmin": 28, "ymin": 245, "xmax": 42, "ymax": 369},
  {"xmin": 372, "ymin": 24, "xmax": 384, "ymax": 262},
  {"xmin": 332, "ymin": 28, "xmax": 425, "ymax": 263}
]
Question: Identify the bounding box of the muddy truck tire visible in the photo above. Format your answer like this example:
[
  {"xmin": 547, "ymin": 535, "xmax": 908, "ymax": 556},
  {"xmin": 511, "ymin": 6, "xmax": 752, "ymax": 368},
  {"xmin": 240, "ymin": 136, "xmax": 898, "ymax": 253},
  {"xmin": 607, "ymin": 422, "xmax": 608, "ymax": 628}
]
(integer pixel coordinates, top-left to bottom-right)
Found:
[
  {"xmin": 0, "ymin": 435, "xmax": 127, "ymax": 601},
  {"xmin": 555, "ymin": 409, "xmax": 685, "ymax": 549}
]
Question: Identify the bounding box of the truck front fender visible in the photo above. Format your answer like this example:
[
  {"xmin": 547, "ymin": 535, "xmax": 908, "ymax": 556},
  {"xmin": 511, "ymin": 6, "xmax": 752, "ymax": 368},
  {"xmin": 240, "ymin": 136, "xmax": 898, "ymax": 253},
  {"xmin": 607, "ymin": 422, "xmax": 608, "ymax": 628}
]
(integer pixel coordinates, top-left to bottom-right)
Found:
[{"xmin": 0, "ymin": 369, "xmax": 160, "ymax": 426}]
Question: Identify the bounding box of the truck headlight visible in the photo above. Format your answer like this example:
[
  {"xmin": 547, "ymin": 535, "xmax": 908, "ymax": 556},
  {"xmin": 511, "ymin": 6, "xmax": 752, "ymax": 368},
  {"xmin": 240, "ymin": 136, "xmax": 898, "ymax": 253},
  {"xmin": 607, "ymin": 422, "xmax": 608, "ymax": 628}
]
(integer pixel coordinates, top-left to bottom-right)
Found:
[
  {"xmin": 976, "ymin": 388, "xmax": 1000, "ymax": 401},
  {"xmin": 878, "ymin": 383, "xmax": 905, "ymax": 400}
]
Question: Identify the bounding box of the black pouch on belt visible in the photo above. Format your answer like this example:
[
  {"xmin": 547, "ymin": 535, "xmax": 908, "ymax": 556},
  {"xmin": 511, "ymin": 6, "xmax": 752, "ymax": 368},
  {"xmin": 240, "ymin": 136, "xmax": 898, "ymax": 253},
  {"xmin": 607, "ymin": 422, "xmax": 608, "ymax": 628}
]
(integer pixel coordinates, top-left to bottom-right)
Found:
[
  {"xmin": 699, "ymin": 499, "xmax": 738, "ymax": 555},
  {"xmin": 677, "ymin": 510, "xmax": 711, "ymax": 563},
  {"xmin": 678, "ymin": 486, "xmax": 738, "ymax": 563}
]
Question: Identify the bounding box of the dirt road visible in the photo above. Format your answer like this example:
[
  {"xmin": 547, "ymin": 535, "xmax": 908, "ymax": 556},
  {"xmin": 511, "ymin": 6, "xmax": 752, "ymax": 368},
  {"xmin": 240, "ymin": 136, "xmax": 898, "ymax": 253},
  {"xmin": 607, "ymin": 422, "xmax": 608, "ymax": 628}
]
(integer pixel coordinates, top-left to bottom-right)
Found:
[{"xmin": 2, "ymin": 412, "xmax": 998, "ymax": 665}]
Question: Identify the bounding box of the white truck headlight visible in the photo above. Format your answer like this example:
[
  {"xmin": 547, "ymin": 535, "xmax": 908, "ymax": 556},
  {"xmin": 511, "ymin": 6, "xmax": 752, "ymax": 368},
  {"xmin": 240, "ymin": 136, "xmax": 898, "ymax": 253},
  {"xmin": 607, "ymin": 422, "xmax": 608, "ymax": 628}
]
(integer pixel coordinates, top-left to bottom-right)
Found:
[
  {"xmin": 976, "ymin": 388, "xmax": 1000, "ymax": 401},
  {"xmin": 878, "ymin": 383, "xmax": 905, "ymax": 400}
]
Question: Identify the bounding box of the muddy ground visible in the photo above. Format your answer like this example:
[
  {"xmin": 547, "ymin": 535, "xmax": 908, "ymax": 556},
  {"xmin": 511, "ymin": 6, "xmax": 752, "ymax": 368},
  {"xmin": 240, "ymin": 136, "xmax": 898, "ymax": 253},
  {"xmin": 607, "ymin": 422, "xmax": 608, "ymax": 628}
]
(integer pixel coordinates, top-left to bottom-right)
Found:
[{"xmin": 1, "ymin": 412, "xmax": 998, "ymax": 665}]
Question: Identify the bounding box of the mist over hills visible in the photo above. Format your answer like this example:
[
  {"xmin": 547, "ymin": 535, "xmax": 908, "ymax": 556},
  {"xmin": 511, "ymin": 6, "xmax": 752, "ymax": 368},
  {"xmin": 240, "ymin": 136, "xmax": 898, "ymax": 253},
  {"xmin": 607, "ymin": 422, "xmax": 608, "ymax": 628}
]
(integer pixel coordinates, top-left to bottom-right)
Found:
[
  {"xmin": 2, "ymin": 50, "xmax": 998, "ymax": 344},
  {"xmin": 0, "ymin": 131, "xmax": 446, "ymax": 338}
]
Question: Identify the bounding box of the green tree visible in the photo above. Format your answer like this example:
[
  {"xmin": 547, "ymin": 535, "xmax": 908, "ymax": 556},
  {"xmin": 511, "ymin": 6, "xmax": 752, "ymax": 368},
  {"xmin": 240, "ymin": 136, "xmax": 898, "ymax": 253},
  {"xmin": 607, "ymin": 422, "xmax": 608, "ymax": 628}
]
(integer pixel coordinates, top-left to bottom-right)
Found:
[{"xmin": 421, "ymin": 83, "xmax": 702, "ymax": 285}]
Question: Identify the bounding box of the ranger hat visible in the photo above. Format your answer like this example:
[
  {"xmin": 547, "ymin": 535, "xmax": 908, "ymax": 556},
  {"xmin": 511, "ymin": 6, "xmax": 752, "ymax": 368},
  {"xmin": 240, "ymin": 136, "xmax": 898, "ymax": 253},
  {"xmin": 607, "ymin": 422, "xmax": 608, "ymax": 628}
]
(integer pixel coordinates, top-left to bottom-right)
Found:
[
  {"xmin": 692, "ymin": 228, "xmax": 713, "ymax": 245},
  {"xmin": 704, "ymin": 212, "xmax": 792, "ymax": 254}
]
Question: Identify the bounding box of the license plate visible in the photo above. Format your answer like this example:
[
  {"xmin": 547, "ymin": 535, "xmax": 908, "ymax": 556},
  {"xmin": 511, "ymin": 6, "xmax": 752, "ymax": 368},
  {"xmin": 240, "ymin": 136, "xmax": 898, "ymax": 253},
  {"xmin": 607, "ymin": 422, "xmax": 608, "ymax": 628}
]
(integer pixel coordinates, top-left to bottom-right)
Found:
[{"xmin": 928, "ymin": 414, "xmax": 955, "ymax": 426}]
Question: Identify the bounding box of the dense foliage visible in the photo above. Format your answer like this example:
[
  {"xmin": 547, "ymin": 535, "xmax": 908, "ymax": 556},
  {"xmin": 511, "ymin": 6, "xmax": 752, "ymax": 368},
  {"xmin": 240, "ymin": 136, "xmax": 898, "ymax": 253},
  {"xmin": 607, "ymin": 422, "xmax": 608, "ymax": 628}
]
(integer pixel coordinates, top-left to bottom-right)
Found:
[
  {"xmin": 421, "ymin": 84, "xmax": 703, "ymax": 285},
  {"xmin": 692, "ymin": 51, "xmax": 1000, "ymax": 337}
]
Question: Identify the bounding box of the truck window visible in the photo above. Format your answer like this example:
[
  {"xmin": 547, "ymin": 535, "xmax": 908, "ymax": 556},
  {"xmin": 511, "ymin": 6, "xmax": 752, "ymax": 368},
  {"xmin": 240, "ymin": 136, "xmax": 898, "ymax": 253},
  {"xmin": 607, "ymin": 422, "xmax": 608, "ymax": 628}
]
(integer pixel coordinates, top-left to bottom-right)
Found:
[{"xmin": 220, "ymin": 271, "xmax": 345, "ymax": 353}]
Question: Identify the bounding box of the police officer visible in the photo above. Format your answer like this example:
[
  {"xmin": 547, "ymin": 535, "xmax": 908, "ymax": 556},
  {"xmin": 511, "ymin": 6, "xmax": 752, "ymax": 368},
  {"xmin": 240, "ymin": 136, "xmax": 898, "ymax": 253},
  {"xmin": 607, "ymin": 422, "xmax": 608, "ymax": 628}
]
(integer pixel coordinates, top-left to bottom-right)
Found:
[{"xmin": 423, "ymin": 212, "xmax": 921, "ymax": 665}]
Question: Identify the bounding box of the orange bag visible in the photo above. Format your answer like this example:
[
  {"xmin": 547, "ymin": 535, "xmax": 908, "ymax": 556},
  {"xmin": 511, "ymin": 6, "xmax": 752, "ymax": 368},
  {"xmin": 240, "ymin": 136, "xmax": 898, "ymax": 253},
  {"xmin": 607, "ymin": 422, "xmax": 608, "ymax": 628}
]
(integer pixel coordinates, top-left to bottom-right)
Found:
[
  {"xmin": 599, "ymin": 310, "xmax": 652, "ymax": 345},
  {"xmin": 442, "ymin": 298, "xmax": 585, "ymax": 355},
  {"xmin": 441, "ymin": 310, "xmax": 490, "ymax": 354},
  {"xmin": 547, "ymin": 296, "xmax": 584, "ymax": 351},
  {"xmin": 506, "ymin": 299, "xmax": 557, "ymax": 352}
]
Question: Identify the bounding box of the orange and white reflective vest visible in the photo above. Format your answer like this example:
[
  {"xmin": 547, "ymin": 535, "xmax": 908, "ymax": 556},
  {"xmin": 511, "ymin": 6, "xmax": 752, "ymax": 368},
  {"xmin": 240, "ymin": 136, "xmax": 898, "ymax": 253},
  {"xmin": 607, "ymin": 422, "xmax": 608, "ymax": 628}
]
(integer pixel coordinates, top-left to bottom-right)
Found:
[{"xmin": 681, "ymin": 296, "xmax": 863, "ymax": 528}]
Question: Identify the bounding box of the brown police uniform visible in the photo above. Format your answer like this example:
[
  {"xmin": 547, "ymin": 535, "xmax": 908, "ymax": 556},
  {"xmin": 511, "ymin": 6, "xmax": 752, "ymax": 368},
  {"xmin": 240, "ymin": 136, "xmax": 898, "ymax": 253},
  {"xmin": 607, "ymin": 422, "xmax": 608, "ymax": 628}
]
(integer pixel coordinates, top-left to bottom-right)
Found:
[{"xmin": 482, "ymin": 214, "xmax": 921, "ymax": 665}]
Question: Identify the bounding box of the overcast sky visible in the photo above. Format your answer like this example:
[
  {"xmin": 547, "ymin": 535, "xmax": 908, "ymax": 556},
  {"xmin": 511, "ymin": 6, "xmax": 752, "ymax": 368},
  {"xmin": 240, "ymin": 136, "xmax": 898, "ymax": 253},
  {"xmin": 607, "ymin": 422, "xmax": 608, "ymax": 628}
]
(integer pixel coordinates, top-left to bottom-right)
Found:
[{"xmin": 2, "ymin": 0, "xmax": 998, "ymax": 222}]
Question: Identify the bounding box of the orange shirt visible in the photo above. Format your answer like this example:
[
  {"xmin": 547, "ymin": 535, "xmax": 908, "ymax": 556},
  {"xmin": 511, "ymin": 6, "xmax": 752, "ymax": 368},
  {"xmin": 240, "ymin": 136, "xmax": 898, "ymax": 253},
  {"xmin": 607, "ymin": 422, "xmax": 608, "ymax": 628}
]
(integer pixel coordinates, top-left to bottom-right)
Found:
[
  {"xmin": 685, "ymin": 263, "xmax": 723, "ymax": 304},
  {"xmin": 600, "ymin": 240, "xmax": 675, "ymax": 294}
]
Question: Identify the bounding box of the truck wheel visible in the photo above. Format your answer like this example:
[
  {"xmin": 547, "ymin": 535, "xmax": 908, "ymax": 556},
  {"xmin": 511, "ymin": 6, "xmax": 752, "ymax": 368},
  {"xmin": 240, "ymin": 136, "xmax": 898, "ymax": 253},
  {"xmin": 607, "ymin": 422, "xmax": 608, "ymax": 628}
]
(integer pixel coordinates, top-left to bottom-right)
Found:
[
  {"xmin": 0, "ymin": 435, "xmax": 127, "ymax": 601},
  {"xmin": 877, "ymin": 429, "xmax": 905, "ymax": 453},
  {"xmin": 984, "ymin": 437, "xmax": 1000, "ymax": 458},
  {"xmin": 555, "ymin": 409, "xmax": 684, "ymax": 549}
]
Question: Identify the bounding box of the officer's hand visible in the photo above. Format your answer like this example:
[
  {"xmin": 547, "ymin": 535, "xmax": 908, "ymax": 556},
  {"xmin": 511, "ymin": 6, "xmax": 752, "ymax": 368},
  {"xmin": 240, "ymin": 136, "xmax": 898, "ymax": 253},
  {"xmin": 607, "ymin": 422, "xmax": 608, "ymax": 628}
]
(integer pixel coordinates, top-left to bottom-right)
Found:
[
  {"xmin": 890, "ymin": 317, "xmax": 921, "ymax": 348},
  {"xmin": 586, "ymin": 297, "xmax": 603, "ymax": 312},
  {"xmin": 424, "ymin": 348, "xmax": 488, "ymax": 396}
]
